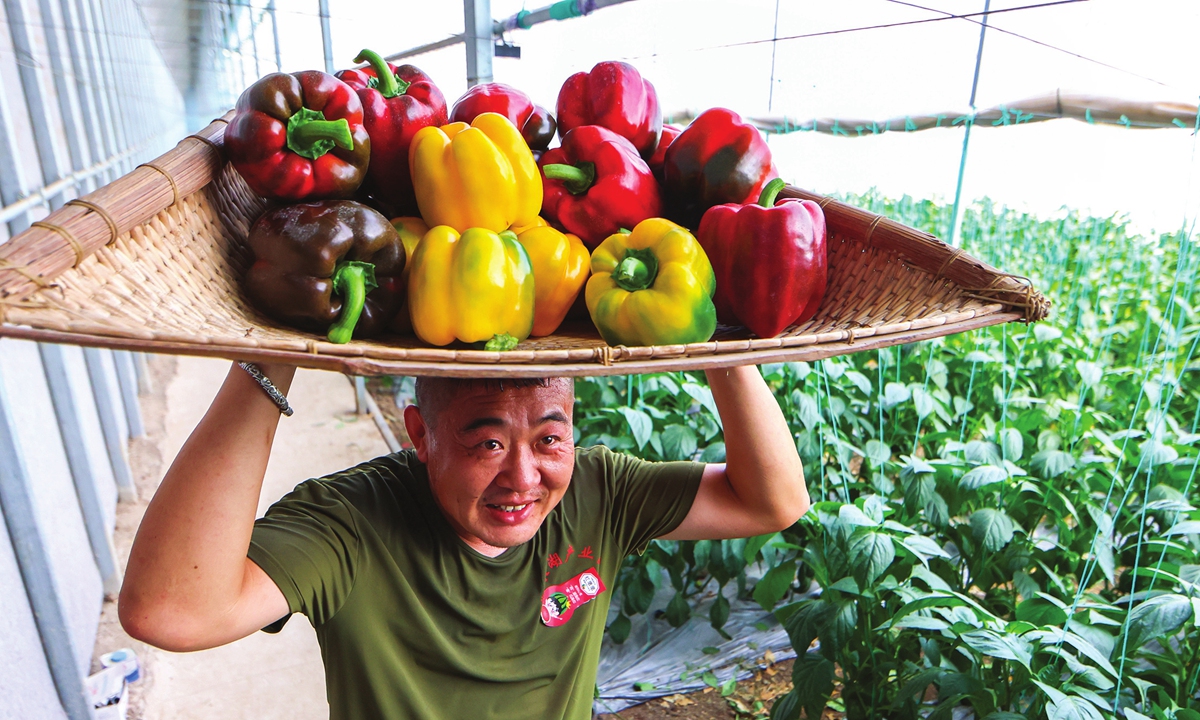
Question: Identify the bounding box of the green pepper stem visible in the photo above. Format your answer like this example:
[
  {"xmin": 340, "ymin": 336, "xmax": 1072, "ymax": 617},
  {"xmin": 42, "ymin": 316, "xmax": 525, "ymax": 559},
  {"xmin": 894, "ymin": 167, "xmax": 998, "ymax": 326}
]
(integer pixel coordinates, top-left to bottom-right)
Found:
[
  {"xmin": 289, "ymin": 115, "xmax": 354, "ymax": 156},
  {"xmin": 355, "ymin": 49, "xmax": 409, "ymax": 98},
  {"xmin": 612, "ymin": 247, "xmax": 659, "ymax": 293},
  {"xmin": 757, "ymin": 177, "xmax": 787, "ymax": 208},
  {"xmin": 542, "ymin": 162, "xmax": 596, "ymax": 196},
  {"xmin": 327, "ymin": 263, "xmax": 371, "ymax": 344}
]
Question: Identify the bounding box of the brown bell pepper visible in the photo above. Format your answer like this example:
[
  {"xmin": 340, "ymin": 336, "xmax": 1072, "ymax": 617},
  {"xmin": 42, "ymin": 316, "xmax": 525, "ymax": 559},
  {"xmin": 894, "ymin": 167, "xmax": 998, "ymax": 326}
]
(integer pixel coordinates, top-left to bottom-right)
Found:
[{"xmin": 244, "ymin": 201, "xmax": 405, "ymax": 343}]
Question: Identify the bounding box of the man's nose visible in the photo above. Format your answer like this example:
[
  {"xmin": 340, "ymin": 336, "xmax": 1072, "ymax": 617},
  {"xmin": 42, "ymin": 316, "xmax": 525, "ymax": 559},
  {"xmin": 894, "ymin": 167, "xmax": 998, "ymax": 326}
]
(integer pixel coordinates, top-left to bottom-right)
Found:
[{"xmin": 498, "ymin": 442, "xmax": 540, "ymax": 493}]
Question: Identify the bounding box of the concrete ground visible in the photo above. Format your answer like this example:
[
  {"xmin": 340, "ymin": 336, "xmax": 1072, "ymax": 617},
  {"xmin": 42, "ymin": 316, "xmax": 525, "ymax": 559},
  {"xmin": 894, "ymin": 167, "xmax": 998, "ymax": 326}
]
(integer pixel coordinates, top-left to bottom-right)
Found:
[{"xmin": 91, "ymin": 354, "xmax": 392, "ymax": 720}]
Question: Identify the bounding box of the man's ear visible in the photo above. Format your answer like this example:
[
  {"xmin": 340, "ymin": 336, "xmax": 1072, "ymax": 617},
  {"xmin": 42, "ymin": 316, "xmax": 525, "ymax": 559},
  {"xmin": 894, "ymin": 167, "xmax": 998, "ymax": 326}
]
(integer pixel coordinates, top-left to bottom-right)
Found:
[{"xmin": 404, "ymin": 405, "xmax": 431, "ymax": 463}]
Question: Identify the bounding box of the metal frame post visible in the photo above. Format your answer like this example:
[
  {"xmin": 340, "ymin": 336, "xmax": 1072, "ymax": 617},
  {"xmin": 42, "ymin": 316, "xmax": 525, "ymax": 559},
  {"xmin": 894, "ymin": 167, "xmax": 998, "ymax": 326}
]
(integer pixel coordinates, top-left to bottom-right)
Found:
[
  {"xmin": 113, "ymin": 351, "xmax": 145, "ymax": 438},
  {"xmin": 87, "ymin": 0, "xmax": 134, "ymax": 175},
  {"xmin": 464, "ymin": 0, "xmax": 494, "ymax": 87},
  {"xmin": 0, "ymin": 85, "xmax": 33, "ymax": 236},
  {"xmin": 4, "ymin": 0, "xmax": 69, "ymax": 210},
  {"xmin": 74, "ymin": 0, "xmax": 123, "ymax": 183},
  {"xmin": 318, "ymin": 0, "xmax": 334, "ymax": 74},
  {"xmin": 34, "ymin": 0, "xmax": 93, "ymax": 189},
  {"xmin": 57, "ymin": 0, "xmax": 105, "ymax": 193},
  {"xmin": 39, "ymin": 345, "xmax": 121, "ymax": 597},
  {"xmin": 268, "ymin": 0, "xmax": 282, "ymax": 71},
  {"xmin": 0, "ymin": 364, "xmax": 95, "ymax": 720},
  {"xmin": 83, "ymin": 348, "xmax": 137, "ymax": 502}
]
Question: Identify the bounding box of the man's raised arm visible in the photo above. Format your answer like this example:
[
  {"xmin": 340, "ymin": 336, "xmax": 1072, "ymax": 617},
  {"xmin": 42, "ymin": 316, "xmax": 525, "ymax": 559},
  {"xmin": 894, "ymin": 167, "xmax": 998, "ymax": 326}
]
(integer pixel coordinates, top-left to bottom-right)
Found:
[
  {"xmin": 119, "ymin": 363, "xmax": 293, "ymax": 652},
  {"xmin": 664, "ymin": 365, "xmax": 810, "ymax": 541}
]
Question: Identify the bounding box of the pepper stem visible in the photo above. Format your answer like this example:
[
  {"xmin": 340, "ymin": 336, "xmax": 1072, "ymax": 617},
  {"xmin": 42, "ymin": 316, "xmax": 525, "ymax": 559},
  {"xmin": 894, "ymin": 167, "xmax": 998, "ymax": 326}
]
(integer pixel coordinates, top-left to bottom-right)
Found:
[
  {"xmin": 327, "ymin": 260, "xmax": 378, "ymax": 344},
  {"xmin": 757, "ymin": 177, "xmax": 787, "ymax": 208},
  {"xmin": 484, "ymin": 333, "xmax": 519, "ymax": 351},
  {"xmin": 542, "ymin": 162, "xmax": 596, "ymax": 196},
  {"xmin": 287, "ymin": 107, "xmax": 353, "ymax": 160},
  {"xmin": 612, "ymin": 247, "xmax": 658, "ymax": 293},
  {"xmin": 355, "ymin": 49, "xmax": 409, "ymax": 98}
]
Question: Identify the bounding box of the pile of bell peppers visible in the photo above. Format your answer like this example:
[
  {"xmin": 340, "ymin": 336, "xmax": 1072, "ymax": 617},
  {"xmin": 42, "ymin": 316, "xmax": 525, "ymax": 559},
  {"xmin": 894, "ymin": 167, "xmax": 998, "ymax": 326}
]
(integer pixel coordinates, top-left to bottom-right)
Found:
[{"xmin": 227, "ymin": 53, "xmax": 828, "ymax": 348}]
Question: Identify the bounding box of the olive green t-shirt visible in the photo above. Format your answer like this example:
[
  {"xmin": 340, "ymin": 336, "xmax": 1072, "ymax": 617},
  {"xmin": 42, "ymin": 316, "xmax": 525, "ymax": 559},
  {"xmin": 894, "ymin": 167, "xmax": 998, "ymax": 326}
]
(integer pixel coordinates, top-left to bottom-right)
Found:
[{"xmin": 247, "ymin": 445, "xmax": 704, "ymax": 720}]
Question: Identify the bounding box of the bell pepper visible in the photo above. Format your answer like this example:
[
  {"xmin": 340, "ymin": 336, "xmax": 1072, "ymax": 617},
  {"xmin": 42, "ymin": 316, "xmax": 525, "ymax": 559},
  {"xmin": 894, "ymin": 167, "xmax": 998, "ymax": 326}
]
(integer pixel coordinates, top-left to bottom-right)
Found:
[
  {"xmin": 646, "ymin": 123, "xmax": 682, "ymax": 182},
  {"xmin": 697, "ymin": 178, "xmax": 828, "ymax": 338},
  {"xmin": 586, "ymin": 218, "xmax": 716, "ymax": 347},
  {"xmin": 409, "ymin": 113, "xmax": 542, "ymax": 233},
  {"xmin": 556, "ymin": 61, "xmax": 661, "ymax": 158},
  {"xmin": 335, "ymin": 50, "xmax": 447, "ymax": 217},
  {"xmin": 244, "ymin": 201, "xmax": 405, "ymax": 343},
  {"xmin": 662, "ymin": 107, "xmax": 778, "ymax": 230},
  {"xmin": 514, "ymin": 222, "xmax": 590, "ymax": 336},
  {"xmin": 539, "ymin": 125, "xmax": 662, "ymax": 249},
  {"xmin": 450, "ymin": 82, "xmax": 556, "ymax": 152},
  {"xmin": 226, "ymin": 71, "xmax": 370, "ymax": 202},
  {"xmin": 407, "ymin": 226, "xmax": 534, "ymax": 348},
  {"xmin": 386, "ymin": 216, "xmax": 430, "ymax": 333}
]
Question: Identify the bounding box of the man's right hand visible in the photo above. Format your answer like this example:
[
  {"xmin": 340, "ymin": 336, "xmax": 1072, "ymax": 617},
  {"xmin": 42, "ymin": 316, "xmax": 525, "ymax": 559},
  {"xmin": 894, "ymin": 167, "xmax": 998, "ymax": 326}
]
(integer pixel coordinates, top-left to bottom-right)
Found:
[{"xmin": 119, "ymin": 362, "xmax": 294, "ymax": 651}]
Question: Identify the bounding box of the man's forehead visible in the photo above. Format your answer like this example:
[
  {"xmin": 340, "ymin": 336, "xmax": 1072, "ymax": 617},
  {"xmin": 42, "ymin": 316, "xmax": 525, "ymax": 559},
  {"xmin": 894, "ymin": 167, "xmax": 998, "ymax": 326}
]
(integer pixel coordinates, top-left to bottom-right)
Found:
[{"xmin": 416, "ymin": 376, "xmax": 574, "ymax": 427}]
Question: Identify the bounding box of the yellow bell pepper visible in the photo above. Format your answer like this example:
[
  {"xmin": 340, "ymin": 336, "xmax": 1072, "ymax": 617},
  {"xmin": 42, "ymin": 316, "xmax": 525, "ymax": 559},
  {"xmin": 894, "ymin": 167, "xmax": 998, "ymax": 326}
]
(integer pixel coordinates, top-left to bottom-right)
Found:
[
  {"xmin": 387, "ymin": 216, "xmax": 429, "ymax": 333},
  {"xmin": 586, "ymin": 218, "xmax": 717, "ymax": 347},
  {"xmin": 515, "ymin": 222, "xmax": 590, "ymax": 337},
  {"xmin": 409, "ymin": 112, "xmax": 542, "ymax": 233},
  {"xmin": 408, "ymin": 225, "xmax": 534, "ymax": 348}
]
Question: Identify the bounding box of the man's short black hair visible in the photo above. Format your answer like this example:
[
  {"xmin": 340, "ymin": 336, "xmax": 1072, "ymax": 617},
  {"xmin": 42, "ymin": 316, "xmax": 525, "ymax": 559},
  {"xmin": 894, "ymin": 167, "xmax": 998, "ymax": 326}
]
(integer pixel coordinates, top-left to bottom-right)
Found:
[{"xmin": 413, "ymin": 377, "xmax": 573, "ymax": 429}]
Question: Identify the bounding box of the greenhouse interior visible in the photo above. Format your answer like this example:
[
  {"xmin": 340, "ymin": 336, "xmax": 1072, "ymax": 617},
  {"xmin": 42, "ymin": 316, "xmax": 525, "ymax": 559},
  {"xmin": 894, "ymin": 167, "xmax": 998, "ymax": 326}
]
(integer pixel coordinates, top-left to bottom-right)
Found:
[{"xmin": 0, "ymin": 0, "xmax": 1198, "ymax": 718}]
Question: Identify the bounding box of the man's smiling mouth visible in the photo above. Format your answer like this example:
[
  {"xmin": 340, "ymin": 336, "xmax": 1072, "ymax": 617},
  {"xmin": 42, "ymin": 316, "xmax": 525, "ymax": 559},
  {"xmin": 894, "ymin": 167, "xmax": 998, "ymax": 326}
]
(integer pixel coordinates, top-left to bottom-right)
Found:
[{"xmin": 489, "ymin": 503, "xmax": 530, "ymax": 512}]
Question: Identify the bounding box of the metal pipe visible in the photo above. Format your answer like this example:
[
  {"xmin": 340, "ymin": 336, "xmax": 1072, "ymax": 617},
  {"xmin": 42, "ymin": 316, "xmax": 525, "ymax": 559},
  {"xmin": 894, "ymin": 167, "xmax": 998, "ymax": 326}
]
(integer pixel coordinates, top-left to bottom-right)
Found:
[
  {"xmin": 0, "ymin": 362, "xmax": 95, "ymax": 720},
  {"xmin": 386, "ymin": 0, "xmax": 638, "ymax": 63},
  {"xmin": 0, "ymin": 141, "xmax": 152, "ymax": 226}
]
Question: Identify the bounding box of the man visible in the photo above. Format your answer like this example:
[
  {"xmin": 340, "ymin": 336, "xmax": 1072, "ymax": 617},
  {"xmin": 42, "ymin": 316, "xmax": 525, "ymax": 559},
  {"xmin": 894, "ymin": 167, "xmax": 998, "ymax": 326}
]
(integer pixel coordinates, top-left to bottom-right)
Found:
[{"xmin": 120, "ymin": 362, "xmax": 808, "ymax": 719}]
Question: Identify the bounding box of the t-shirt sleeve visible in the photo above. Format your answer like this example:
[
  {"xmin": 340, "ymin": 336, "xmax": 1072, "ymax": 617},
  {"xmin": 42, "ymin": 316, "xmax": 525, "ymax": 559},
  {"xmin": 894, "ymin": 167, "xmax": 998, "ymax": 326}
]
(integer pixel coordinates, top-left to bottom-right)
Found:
[
  {"xmin": 247, "ymin": 478, "xmax": 361, "ymax": 629},
  {"xmin": 596, "ymin": 446, "xmax": 705, "ymax": 556}
]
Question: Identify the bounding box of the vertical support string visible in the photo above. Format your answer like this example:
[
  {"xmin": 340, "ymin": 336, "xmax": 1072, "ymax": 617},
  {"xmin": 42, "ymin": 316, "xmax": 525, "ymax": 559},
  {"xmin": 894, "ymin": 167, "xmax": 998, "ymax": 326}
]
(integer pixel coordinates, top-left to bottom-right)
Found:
[{"xmin": 948, "ymin": 0, "xmax": 991, "ymax": 247}]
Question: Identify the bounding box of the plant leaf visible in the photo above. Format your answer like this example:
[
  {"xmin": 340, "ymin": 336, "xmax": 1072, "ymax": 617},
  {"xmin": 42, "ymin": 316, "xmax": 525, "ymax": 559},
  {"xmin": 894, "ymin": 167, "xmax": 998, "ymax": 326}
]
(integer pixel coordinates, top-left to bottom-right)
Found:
[
  {"xmin": 753, "ymin": 563, "xmax": 797, "ymax": 611},
  {"xmin": 661, "ymin": 423, "xmax": 697, "ymax": 460},
  {"xmin": 1031, "ymin": 449, "xmax": 1075, "ymax": 478},
  {"xmin": 959, "ymin": 464, "xmax": 1008, "ymax": 491},
  {"xmin": 848, "ymin": 530, "xmax": 896, "ymax": 586},
  {"xmin": 665, "ymin": 590, "xmax": 690, "ymax": 627},
  {"xmin": 1122, "ymin": 593, "xmax": 1194, "ymax": 652},
  {"xmin": 865, "ymin": 439, "xmax": 891, "ymax": 466},
  {"xmin": 959, "ymin": 628, "xmax": 1033, "ymax": 669},
  {"xmin": 970, "ymin": 509, "xmax": 1017, "ymax": 552},
  {"xmin": 883, "ymin": 381, "xmax": 910, "ymax": 409},
  {"xmin": 618, "ymin": 407, "xmax": 653, "ymax": 450},
  {"xmin": 790, "ymin": 654, "xmax": 835, "ymax": 720},
  {"xmin": 1001, "ymin": 427, "xmax": 1024, "ymax": 460}
]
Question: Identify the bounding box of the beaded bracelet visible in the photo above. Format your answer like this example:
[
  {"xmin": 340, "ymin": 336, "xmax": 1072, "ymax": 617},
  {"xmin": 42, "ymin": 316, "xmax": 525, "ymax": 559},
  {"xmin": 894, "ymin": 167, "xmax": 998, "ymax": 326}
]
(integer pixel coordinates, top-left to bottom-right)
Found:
[{"xmin": 237, "ymin": 362, "xmax": 294, "ymax": 416}]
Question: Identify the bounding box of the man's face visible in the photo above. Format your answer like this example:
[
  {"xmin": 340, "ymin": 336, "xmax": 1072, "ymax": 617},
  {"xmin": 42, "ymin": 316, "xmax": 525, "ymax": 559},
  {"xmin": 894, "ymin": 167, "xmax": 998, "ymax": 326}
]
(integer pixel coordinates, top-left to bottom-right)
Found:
[{"xmin": 403, "ymin": 380, "xmax": 576, "ymax": 556}]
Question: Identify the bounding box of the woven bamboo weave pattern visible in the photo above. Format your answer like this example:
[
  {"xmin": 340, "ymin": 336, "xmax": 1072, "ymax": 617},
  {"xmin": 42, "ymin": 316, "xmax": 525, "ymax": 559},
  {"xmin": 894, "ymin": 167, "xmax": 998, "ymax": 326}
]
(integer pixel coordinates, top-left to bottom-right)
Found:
[{"xmin": 0, "ymin": 116, "xmax": 1049, "ymax": 377}]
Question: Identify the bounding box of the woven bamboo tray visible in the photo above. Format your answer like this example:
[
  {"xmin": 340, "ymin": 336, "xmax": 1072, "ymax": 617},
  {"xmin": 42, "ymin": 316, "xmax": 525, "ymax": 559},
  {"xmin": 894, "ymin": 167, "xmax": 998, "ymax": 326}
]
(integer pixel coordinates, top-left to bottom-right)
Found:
[{"xmin": 0, "ymin": 114, "xmax": 1049, "ymax": 378}]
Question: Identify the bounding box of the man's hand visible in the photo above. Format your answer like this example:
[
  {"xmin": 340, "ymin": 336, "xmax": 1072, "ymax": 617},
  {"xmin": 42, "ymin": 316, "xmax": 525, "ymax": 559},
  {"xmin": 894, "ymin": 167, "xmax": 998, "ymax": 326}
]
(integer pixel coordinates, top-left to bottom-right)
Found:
[
  {"xmin": 119, "ymin": 362, "xmax": 293, "ymax": 651},
  {"xmin": 663, "ymin": 365, "xmax": 809, "ymax": 541}
]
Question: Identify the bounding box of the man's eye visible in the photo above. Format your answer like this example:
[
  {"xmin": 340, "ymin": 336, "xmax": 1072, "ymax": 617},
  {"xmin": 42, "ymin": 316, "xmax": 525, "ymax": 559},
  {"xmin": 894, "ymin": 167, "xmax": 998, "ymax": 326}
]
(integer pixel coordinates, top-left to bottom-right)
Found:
[
  {"xmin": 541, "ymin": 436, "xmax": 559, "ymax": 446},
  {"xmin": 481, "ymin": 439, "xmax": 502, "ymax": 451}
]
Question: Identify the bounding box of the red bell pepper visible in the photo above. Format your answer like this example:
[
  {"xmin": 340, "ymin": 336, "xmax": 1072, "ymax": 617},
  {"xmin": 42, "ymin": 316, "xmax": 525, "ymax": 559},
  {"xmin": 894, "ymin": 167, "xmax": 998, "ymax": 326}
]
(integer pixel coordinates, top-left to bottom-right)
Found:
[
  {"xmin": 646, "ymin": 123, "xmax": 682, "ymax": 182},
  {"xmin": 539, "ymin": 125, "xmax": 662, "ymax": 249},
  {"xmin": 450, "ymin": 82, "xmax": 556, "ymax": 151},
  {"xmin": 556, "ymin": 61, "xmax": 661, "ymax": 158},
  {"xmin": 336, "ymin": 49, "xmax": 447, "ymax": 217},
  {"xmin": 662, "ymin": 107, "xmax": 778, "ymax": 230},
  {"xmin": 226, "ymin": 71, "xmax": 370, "ymax": 202},
  {"xmin": 697, "ymin": 178, "xmax": 827, "ymax": 338}
]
